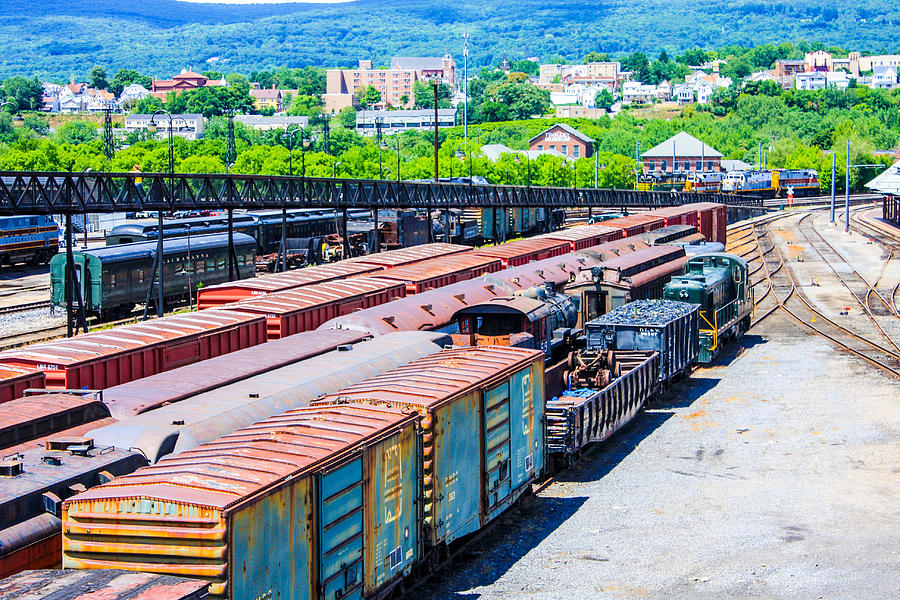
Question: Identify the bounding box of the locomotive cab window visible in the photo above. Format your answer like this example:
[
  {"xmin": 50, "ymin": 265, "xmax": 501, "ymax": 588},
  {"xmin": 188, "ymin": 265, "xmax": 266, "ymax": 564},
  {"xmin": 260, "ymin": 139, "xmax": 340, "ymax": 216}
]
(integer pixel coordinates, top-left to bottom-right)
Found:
[{"xmin": 733, "ymin": 265, "xmax": 741, "ymax": 283}]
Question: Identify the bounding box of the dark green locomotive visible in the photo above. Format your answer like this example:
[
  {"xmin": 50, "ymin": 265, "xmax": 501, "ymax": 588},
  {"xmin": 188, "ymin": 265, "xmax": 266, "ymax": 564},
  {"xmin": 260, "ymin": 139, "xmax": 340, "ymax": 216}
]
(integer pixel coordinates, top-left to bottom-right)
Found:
[
  {"xmin": 50, "ymin": 233, "xmax": 256, "ymax": 319},
  {"xmin": 662, "ymin": 252, "xmax": 753, "ymax": 363}
]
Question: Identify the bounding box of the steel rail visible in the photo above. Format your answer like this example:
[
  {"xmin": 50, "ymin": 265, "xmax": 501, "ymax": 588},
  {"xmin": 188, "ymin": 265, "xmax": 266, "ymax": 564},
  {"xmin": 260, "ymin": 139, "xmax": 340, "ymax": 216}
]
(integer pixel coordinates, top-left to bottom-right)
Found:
[{"xmin": 795, "ymin": 213, "xmax": 900, "ymax": 355}]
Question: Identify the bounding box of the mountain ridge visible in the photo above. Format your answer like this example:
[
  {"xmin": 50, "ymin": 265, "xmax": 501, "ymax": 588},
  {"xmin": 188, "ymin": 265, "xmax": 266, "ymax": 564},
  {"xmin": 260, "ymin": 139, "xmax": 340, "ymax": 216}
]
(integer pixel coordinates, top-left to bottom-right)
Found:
[{"xmin": 1, "ymin": 1, "xmax": 898, "ymax": 79}]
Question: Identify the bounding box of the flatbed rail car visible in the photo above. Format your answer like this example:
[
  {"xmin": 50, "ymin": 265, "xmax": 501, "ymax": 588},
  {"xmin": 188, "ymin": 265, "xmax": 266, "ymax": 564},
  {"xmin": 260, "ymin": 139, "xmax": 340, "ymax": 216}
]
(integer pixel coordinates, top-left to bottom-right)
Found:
[
  {"xmin": 546, "ymin": 351, "xmax": 660, "ymax": 464},
  {"xmin": 50, "ymin": 233, "xmax": 257, "ymax": 318},
  {"xmin": 0, "ymin": 215, "xmax": 59, "ymax": 268},
  {"xmin": 663, "ymin": 252, "xmax": 753, "ymax": 363},
  {"xmin": 0, "ymin": 570, "xmax": 210, "ymax": 600}
]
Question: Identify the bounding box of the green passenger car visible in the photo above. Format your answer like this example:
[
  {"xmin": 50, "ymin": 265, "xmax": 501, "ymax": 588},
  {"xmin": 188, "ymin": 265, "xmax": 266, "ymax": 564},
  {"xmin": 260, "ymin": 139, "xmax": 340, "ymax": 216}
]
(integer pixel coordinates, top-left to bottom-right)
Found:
[{"xmin": 50, "ymin": 233, "xmax": 256, "ymax": 318}]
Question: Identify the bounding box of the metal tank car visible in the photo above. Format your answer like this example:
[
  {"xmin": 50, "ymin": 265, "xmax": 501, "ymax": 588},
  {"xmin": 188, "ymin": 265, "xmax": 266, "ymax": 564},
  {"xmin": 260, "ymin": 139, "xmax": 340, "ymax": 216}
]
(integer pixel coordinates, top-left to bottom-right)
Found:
[{"xmin": 663, "ymin": 252, "xmax": 753, "ymax": 363}]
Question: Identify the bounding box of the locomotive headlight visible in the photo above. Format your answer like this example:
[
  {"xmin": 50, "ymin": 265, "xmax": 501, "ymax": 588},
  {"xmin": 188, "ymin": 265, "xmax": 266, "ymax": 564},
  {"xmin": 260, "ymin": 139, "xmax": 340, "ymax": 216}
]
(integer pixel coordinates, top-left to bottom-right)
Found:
[{"xmin": 679, "ymin": 289, "xmax": 689, "ymax": 299}]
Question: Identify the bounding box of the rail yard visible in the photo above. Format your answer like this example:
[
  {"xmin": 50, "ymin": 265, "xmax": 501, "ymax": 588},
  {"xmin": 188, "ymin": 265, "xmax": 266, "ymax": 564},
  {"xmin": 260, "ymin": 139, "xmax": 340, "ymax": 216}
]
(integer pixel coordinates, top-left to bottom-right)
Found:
[{"xmin": 0, "ymin": 199, "xmax": 898, "ymax": 600}]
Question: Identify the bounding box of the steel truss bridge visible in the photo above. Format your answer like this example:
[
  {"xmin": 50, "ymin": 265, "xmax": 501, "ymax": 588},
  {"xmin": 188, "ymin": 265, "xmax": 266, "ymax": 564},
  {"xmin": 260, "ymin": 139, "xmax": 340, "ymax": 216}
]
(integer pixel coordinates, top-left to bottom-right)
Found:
[{"xmin": 0, "ymin": 171, "xmax": 762, "ymax": 215}]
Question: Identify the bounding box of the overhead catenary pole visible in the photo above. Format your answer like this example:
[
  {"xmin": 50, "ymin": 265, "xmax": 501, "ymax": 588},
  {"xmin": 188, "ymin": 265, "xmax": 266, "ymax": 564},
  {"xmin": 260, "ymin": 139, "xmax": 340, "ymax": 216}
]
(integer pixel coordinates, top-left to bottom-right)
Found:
[{"xmin": 464, "ymin": 33, "xmax": 469, "ymax": 152}]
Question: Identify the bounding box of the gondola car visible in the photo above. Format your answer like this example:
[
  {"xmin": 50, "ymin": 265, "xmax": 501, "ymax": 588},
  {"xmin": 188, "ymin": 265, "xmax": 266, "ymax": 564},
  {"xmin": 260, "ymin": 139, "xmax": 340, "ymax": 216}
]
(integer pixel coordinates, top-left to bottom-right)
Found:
[
  {"xmin": 662, "ymin": 252, "xmax": 753, "ymax": 363},
  {"xmin": 50, "ymin": 233, "xmax": 256, "ymax": 318},
  {"xmin": 0, "ymin": 215, "xmax": 59, "ymax": 267}
]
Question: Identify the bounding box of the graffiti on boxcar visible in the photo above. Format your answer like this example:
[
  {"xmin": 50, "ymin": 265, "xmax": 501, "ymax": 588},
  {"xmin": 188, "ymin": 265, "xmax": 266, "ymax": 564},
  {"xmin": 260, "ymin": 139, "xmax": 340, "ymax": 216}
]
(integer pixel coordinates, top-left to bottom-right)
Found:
[{"xmin": 383, "ymin": 440, "xmax": 403, "ymax": 524}]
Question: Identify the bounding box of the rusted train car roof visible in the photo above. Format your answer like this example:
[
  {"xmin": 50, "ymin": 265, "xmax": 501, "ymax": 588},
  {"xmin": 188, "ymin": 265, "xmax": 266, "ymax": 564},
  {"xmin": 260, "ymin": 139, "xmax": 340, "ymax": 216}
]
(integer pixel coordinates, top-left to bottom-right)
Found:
[
  {"xmin": 322, "ymin": 346, "xmax": 543, "ymax": 410},
  {"xmin": 64, "ymin": 404, "xmax": 415, "ymax": 512},
  {"xmin": 228, "ymin": 277, "xmax": 403, "ymax": 315},
  {"xmin": 0, "ymin": 394, "xmax": 111, "ymax": 451},
  {"xmin": 0, "ymin": 569, "xmax": 209, "ymax": 600},
  {"xmin": 102, "ymin": 329, "xmax": 366, "ymax": 420},
  {"xmin": 345, "ymin": 242, "xmax": 471, "ymax": 267},
  {"xmin": 474, "ymin": 237, "xmax": 569, "ymax": 259},
  {"xmin": 0, "ymin": 310, "xmax": 261, "ymax": 366},
  {"xmin": 200, "ymin": 260, "xmax": 382, "ymax": 293}
]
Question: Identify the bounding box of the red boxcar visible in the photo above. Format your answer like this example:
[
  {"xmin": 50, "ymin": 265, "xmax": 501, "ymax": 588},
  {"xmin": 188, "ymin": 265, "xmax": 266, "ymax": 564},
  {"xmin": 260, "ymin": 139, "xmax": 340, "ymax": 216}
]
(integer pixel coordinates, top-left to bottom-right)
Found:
[
  {"xmin": 346, "ymin": 242, "xmax": 472, "ymax": 268},
  {"xmin": 474, "ymin": 238, "xmax": 570, "ymax": 268},
  {"xmin": 690, "ymin": 202, "xmax": 727, "ymax": 242},
  {"xmin": 603, "ymin": 213, "xmax": 666, "ymax": 237},
  {"xmin": 651, "ymin": 205, "xmax": 700, "ymax": 229},
  {"xmin": 228, "ymin": 277, "xmax": 406, "ymax": 340},
  {"xmin": 537, "ymin": 224, "xmax": 622, "ymax": 251},
  {"xmin": 196, "ymin": 261, "xmax": 382, "ymax": 309},
  {"xmin": 0, "ymin": 366, "xmax": 45, "ymax": 404},
  {"xmin": 374, "ymin": 253, "xmax": 502, "ymax": 294},
  {"xmin": 0, "ymin": 310, "xmax": 266, "ymax": 389}
]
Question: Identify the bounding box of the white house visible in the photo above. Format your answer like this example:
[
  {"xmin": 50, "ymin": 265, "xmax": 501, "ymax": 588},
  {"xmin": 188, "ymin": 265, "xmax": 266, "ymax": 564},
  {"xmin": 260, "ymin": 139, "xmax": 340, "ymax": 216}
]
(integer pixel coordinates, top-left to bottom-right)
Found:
[
  {"xmin": 621, "ymin": 82, "xmax": 656, "ymax": 104},
  {"xmin": 795, "ymin": 72, "xmax": 827, "ymax": 91},
  {"xmin": 673, "ymin": 84, "xmax": 694, "ymax": 104},
  {"xmin": 695, "ymin": 84, "xmax": 715, "ymax": 104},
  {"xmin": 870, "ymin": 67, "xmax": 899, "ymax": 89},
  {"xmin": 125, "ymin": 113, "xmax": 205, "ymax": 140},
  {"xmin": 118, "ymin": 84, "xmax": 150, "ymax": 109}
]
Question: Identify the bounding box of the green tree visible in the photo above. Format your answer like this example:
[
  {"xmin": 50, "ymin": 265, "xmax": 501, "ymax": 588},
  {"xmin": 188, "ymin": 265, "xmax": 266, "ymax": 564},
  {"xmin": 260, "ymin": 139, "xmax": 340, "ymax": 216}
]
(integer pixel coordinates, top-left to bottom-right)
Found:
[
  {"xmin": 89, "ymin": 65, "xmax": 108, "ymax": 90},
  {"xmin": 109, "ymin": 69, "xmax": 152, "ymax": 96},
  {"xmin": 511, "ymin": 60, "xmax": 539, "ymax": 75},
  {"xmin": 595, "ymin": 89, "xmax": 615, "ymax": 110},
  {"xmin": 583, "ymin": 51, "xmax": 610, "ymax": 63},
  {"xmin": 355, "ymin": 85, "xmax": 381, "ymax": 108},
  {"xmin": 56, "ymin": 121, "xmax": 98, "ymax": 145},
  {"xmin": 621, "ymin": 53, "xmax": 651, "ymax": 82},
  {"xmin": 337, "ymin": 107, "xmax": 356, "ymax": 128},
  {"xmin": 2, "ymin": 76, "xmax": 43, "ymax": 111},
  {"xmin": 414, "ymin": 81, "xmax": 452, "ymax": 109},
  {"xmin": 134, "ymin": 95, "xmax": 164, "ymax": 114}
]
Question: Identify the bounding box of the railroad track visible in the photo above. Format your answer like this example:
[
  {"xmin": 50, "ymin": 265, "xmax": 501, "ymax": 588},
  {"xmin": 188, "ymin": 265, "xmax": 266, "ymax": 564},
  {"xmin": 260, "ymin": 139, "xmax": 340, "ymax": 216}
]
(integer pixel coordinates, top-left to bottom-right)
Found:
[
  {"xmin": 794, "ymin": 213, "xmax": 900, "ymax": 354},
  {"xmin": 0, "ymin": 300, "xmax": 51, "ymax": 315},
  {"xmin": 744, "ymin": 211, "xmax": 900, "ymax": 378}
]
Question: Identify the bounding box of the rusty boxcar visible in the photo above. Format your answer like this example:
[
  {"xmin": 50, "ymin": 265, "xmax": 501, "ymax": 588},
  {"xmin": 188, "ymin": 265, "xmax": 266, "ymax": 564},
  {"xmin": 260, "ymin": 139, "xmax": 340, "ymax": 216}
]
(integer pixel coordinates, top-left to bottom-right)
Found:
[
  {"xmin": 0, "ymin": 310, "xmax": 266, "ymax": 389},
  {"xmin": 227, "ymin": 277, "xmax": 406, "ymax": 340},
  {"xmin": 473, "ymin": 238, "xmax": 570, "ymax": 268},
  {"xmin": 372, "ymin": 253, "xmax": 502, "ymax": 294},
  {"xmin": 196, "ymin": 261, "xmax": 382, "ymax": 309},
  {"xmin": 0, "ymin": 366, "xmax": 45, "ymax": 405},
  {"xmin": 318, "ymin": 345, "xmax": 546, "ymax": 549},
  {"xmin": 63, "ymin": 404, "xmax": 420, "ymax": 600}
]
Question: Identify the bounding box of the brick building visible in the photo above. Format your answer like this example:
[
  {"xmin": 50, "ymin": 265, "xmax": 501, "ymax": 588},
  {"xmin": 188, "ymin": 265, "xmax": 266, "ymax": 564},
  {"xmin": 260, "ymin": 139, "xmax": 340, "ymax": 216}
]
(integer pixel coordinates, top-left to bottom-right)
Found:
[
  {"xmin": 150, "ymin": 69, "xmax": 227, "ymax": 100},
  {"xmin": 641, "ymin": 132, "xmax": 723, "ymax": 174},
  {"xmin": 528, "ymin": 123, "xmax": 594, "ymax": 160}
]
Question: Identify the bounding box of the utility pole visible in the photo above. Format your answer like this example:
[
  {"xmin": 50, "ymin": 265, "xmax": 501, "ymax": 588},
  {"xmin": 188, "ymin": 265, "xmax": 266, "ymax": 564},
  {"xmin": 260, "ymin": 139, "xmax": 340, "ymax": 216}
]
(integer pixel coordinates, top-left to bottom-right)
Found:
[
  {"xmin": 829, "ymin": 152, "xmax": 836, "ymax": 223},
  {"xmin": 845, "ymin": 139, "xmax": 850, "ymax": 232}
]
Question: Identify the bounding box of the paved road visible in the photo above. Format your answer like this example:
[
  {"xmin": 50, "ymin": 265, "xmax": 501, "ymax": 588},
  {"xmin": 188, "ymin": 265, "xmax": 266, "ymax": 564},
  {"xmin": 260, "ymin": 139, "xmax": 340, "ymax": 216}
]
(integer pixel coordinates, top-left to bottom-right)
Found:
[{"xmin": 415, "ymin": 316, "xmax": 900, "ymax": 599}]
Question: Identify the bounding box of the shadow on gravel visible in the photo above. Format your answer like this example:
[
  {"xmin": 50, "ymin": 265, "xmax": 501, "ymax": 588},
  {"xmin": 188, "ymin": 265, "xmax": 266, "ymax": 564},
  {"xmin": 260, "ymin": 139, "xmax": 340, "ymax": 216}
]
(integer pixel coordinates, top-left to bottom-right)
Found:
[
  {"xmin": 713, "ymin": 334, "xmax": 768, "ymax": 366},
  {"xmin": 413, "ymin": 495, "xmax": 588, "ymax": 599},
  {"xmin": 556, "ymin": 409, "xmax": 674, "ymax": 484}
]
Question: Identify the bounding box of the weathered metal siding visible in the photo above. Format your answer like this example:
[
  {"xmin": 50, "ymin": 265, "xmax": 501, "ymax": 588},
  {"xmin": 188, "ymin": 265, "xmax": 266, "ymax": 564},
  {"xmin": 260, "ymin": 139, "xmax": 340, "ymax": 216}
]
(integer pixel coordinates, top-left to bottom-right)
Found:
[
  {"xmin": 0, "ymin": 367, "xmax": 45, "ymax": 404},
  {"xmin": 230, "ymin": 477, "xmax": 314, "ymax": 600},
  {"xmin": 346, "ymin": 243, "xmax": 471, "ymax": 268},
  {"xmin": 0, "ymin": 393, "xmax": 109, "ymax": 450},
  {"xmin": 364, "ymin": 419, "xmax": 419, "ymax": 595},
  {"xmin": 0, "ymin": 514, "xmax": 62, "ymax": 578},
  {"xmin": 431, "ymin": 391, "xmax": 482, "ymax": 545},
  {"xmin": 318, "ymin": 459, "xmax": 365, "ymax": 600}
]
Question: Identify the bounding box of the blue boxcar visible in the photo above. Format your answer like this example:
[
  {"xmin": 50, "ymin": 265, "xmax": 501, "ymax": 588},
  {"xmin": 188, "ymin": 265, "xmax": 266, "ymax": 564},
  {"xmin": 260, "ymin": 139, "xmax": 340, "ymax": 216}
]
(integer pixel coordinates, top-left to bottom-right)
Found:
[
  {"xmin": 0, "ymin": 215, "xmax": 59, "ymax": 267},
  {"xmin": 318, "ymin": 345, "xmax": 546, "ymax": 548}
]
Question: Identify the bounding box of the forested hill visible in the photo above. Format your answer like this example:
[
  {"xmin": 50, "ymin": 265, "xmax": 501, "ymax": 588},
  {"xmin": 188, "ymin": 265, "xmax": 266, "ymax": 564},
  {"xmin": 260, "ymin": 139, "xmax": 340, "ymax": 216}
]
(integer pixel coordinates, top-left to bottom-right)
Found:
[{"xmin": 2, "ymin": 0, "xmax": 898, "ymax": 78}]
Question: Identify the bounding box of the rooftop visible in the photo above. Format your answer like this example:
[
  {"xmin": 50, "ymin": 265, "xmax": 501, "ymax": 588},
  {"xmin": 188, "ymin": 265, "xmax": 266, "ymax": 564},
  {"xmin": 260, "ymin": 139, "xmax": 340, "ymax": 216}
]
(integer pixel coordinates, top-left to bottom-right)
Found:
[{"xmin": 642, "ymin": 132, "xmax": 723, "ymax": 159}]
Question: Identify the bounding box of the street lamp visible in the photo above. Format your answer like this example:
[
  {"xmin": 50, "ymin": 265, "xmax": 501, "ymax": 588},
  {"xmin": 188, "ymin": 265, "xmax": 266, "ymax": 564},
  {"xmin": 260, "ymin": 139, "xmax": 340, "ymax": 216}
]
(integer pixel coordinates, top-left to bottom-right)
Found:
[
  {"xmin": 333, "ymin": 160, "xmax": 341, "ymax": 179},
  {"xmin": 283, "ymin": 126, "xmax": 301, "ymax": 176},
  {"xmin": 0, "ymin": 101, "xmax": 24, "ymax": 127},
  {"xmin": 842, "ymin": 140, "xmax": 883, "ymax": 233},
  {"xmin": 515, "ymin": 153, "xmax": 532, "ymax": 186}
]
